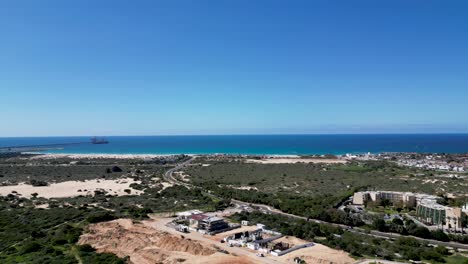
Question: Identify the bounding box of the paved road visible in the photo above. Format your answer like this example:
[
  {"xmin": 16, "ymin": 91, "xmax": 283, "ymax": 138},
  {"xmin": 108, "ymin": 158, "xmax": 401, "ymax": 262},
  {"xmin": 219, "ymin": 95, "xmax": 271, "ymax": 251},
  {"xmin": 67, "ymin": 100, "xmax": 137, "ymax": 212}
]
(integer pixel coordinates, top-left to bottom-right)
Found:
[
  {"xmin": 163, "ymin": 156, "xmax": 194, "ymax": 187},
  {"xmin": 164, "ymin": 157, "xmax": 468, "ymax": 251}
]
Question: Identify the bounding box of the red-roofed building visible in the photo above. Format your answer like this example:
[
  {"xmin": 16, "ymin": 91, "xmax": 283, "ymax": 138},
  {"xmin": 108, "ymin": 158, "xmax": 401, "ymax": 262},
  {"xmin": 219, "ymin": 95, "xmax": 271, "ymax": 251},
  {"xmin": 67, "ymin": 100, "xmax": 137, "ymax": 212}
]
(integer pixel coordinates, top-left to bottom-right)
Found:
[{"xmin": 189, "ymin": 214, "xmax": 209, "ymax": 226}]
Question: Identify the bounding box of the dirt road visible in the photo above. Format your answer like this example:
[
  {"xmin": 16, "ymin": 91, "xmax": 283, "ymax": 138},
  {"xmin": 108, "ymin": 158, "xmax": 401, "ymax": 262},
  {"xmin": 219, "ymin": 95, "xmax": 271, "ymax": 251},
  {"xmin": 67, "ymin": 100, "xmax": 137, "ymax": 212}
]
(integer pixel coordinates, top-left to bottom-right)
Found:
[{"xmin": 144, "ymin": 217, "xmax": 282, "ymax": 264}]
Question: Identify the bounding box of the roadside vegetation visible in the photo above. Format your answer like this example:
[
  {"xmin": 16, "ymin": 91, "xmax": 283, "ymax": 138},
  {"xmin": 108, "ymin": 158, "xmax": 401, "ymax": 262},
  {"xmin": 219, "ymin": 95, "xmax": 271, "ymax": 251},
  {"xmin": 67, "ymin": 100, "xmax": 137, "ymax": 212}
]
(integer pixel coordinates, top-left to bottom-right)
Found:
[
  {"xmin": 186, "ymin": 157, "xmax": 468, "ymax": 244},
  {"xmin": 231, "ymin": 211, "xmax": 468, "ymax": 263}
]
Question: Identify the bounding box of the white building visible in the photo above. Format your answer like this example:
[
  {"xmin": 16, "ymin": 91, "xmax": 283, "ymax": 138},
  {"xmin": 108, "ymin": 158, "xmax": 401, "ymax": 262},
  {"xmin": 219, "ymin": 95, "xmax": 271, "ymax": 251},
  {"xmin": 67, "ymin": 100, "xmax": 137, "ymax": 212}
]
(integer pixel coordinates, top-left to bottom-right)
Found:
[{"xmin": 176, "ymin": 210, "xmax": 204, "ymax": 219}]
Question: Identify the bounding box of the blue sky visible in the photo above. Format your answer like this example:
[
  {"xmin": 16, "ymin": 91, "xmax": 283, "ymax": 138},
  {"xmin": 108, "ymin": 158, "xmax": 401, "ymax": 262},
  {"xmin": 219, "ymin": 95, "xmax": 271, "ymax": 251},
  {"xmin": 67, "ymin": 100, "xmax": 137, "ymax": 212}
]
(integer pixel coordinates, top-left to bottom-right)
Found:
[{"xmin": 1, "ymin": 1, "xmax": 467, "ymax": 136}]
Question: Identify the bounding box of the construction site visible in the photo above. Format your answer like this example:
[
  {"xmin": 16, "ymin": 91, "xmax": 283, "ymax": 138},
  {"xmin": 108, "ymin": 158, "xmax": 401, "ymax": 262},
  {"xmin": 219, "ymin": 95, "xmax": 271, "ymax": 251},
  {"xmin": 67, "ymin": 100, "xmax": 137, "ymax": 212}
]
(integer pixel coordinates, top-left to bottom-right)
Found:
[
  {"xmin": 170, "ymin": 209, "xmax": 317, "ymax": 258},
  {"xmin": 77, "ymin": 207, "xmax": 354, "ymax": 264}
]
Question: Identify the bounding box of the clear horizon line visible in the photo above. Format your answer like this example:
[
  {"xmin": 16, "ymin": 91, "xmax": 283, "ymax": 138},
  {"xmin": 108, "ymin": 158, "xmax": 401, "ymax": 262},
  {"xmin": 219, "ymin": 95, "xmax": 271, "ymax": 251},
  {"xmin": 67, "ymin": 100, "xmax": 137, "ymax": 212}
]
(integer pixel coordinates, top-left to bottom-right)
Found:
[{"xmin": 2, "ymin": 132, "xmax": 468, "ymax": 138}]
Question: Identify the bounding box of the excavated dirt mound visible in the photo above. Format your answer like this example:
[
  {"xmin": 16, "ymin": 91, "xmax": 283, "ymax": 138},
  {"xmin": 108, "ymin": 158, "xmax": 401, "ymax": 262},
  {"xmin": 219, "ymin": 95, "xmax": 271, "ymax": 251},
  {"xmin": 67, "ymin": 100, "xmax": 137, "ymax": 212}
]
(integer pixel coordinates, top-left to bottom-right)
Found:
[
  {"xmin": 278, "ymin": 243, "xmax": 354, "ymax": 264},
  {"xmin": 78, "ymin": 219, "xmax": 254, "ymax": 264},
  {"xmin": 152, "ymin": 234, "xmax": 214, "ymax": 256}
]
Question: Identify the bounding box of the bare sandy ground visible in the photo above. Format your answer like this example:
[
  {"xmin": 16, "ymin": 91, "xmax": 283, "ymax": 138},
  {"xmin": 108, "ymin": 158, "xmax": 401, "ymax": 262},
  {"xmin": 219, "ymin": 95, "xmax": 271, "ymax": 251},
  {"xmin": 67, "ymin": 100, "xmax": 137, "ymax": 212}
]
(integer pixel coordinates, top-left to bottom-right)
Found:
[
  {"xmin": 0, "ymin": 178, "xmax": 142, "ymax": 198},
  {"xmin": 226, "ymin": 185, "xmax": 259, "ymax": 191},
  {"xmin": 158, "ymin": 182, "xmax": 174, "ymax": 193},
  {"xmin": 80, "ymin": 218, "xmax": 354, "ymax": 264},
  {"xmin": 278, "ymin": 243, "xmax": 354, "ymax": 264},
  {"xmin": 79, "ymin": 219, "xmax": 258, "ymax": 264},
  {"xmin": 246, "ymin": 158, "xmax": 347, "ymax": 164},
  {"xmin": 276, "ymin": 236, "xmax": 354, "ymax": 264}
]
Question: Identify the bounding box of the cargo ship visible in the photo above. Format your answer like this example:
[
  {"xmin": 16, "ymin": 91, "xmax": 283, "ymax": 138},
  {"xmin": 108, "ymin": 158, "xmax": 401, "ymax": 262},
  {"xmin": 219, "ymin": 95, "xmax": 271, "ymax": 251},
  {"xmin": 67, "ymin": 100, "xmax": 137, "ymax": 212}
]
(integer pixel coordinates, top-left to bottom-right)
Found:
[{"xmin": 91, "ymin": 137, "xmax": 109, "ymax": 144}]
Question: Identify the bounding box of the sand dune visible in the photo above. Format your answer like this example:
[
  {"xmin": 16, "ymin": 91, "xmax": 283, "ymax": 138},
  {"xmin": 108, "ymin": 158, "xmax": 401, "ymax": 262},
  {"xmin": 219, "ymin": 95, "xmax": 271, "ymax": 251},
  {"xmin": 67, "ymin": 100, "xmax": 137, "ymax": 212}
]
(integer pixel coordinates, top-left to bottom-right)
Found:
[{"xmin": 0, "ymin": 178, "xmax": 142, "ymax": 198}]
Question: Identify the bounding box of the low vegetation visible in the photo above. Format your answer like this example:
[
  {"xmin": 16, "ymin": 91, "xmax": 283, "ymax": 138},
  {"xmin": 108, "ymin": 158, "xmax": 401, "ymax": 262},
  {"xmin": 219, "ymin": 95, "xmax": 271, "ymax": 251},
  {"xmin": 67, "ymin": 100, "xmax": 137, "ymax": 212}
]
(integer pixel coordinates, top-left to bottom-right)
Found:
[
  {"xmin": 231, "ymin": 211, "xmax": 468, "ymax": 263},
  {"xmin": 1, "ymin": 155, "xmax": 467, "ymax": 263},
  {"xmin": 0, "ymin": 196, "xmax": 125, "ymax": 263},
  {"xmin": 186, "ymin": 157, "xmax": 468, "ymax": 244},
  {"xmin": 0, "ymin": 155, "xmax": 224, "ymax": 263},
  {"xmin": 186, "ymin": 159, "xmax": 468, "ymax": 196}
]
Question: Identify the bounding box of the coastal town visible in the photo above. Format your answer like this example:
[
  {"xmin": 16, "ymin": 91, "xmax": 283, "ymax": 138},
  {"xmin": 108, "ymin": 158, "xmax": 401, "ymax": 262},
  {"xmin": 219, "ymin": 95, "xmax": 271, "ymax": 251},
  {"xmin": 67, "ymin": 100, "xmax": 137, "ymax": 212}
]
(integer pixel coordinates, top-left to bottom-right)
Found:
[{"xmin": 345, "ymin": 152, "xmax": 468, "ymax": 172}]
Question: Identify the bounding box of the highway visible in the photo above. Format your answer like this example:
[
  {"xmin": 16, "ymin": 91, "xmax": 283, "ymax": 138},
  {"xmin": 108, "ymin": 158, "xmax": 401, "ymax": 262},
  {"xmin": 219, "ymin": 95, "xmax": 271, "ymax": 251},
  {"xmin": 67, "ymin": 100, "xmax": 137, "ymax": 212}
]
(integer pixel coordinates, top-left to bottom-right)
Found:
[{"xmin": 163, "ymin": 156, "xmax": 468, "ymax": 251}]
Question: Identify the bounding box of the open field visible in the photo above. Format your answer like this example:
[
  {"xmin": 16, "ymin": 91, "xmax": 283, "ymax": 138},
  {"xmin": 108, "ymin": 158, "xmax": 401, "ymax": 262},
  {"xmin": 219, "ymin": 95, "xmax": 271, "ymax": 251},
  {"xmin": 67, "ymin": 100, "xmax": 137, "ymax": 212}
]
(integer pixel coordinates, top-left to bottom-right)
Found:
[
  {"xmin": 185, "ymin": 158, "xmax": 468, "ymax": 197},
  {"xmin": 277, "ymin": 241, "xmax": 353, "ymax": 264},
  {"xmin": 245, "ymin": 158, "xmax": 347, "ymax": 164},
  {"xmin": 0, "ymin": 154, "xmax": 219, "ymax": 213},
  {"xmin": 0, "ymin": 155, "xmax": 172, "ymax": 185}
]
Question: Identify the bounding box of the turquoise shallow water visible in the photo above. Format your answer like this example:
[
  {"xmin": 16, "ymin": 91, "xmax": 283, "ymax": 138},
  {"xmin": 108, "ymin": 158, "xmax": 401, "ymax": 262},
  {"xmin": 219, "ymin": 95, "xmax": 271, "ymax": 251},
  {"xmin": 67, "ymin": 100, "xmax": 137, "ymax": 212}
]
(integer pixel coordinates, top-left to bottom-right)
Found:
[{"xmin": 0, "ymin": 134, "xmax": 467, "ymax": 155}]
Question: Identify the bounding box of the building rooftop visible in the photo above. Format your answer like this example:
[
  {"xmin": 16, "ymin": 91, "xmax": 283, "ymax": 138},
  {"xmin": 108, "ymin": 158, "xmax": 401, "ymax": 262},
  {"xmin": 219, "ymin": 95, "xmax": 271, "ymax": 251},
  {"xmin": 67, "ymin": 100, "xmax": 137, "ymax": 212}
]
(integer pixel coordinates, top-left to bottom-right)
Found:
[
  {"xmin": 177, "ymin": 210, "xmax": 203, "ymax": 217},
  {"xmin": 418, "ymin": 199, "xmax": 449, "ymax": 210},
  {"xmin": 190, "ymin": 214, "xmax": 209, "ymax": 221},
  {"xmin": 203, "ymin": 216, "xmax": 224, "ymax": 223}
]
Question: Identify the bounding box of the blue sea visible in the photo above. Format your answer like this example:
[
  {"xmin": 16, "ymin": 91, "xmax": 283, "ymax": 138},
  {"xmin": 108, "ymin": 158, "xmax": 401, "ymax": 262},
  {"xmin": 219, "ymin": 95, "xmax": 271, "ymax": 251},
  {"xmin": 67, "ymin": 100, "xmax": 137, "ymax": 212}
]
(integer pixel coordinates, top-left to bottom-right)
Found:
[{"xmin": 0, "ymin": 134, "xmax": 468, "ymax": 155}]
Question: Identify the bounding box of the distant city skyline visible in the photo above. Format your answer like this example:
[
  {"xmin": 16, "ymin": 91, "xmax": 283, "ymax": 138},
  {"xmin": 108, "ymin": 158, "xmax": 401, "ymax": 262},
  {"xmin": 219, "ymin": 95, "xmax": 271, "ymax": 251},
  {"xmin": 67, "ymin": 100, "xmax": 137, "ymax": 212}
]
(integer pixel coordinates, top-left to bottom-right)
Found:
[{"xmin": 1, "ymin": 1, "xmax": 467, "ymax": 137}]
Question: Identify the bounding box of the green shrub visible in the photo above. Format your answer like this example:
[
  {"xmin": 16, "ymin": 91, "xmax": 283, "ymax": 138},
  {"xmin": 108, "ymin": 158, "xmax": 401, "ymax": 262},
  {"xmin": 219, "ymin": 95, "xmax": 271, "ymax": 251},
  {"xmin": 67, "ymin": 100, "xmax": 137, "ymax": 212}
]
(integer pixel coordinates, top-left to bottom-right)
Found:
[
  {"xmin": 86, "ymin": 212, "xmax": 116, "ymax": 223},
  {"xmin": 21, "ymin": 241, "xmax": 42, "ymax": 254}
]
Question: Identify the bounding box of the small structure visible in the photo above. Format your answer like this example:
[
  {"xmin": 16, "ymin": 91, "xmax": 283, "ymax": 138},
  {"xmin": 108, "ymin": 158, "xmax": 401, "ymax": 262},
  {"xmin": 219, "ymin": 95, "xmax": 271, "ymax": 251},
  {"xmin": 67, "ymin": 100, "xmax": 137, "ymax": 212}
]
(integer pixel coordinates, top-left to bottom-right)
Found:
[
  {"xmin": 198, "ymin": 216, "xmax": 229, "ymax": 232},
  {"xmin": 246, "ymin": 234, "xmax": 283, "ymax": 251},
  {"xmin": 189, "ymin": 213, "xmax": 209, "ymax": 226},
  {"xmin": 270, "ymin": 243, "xmax": 314, "ymax": 257},
  {"xmin": 176, "ymin": 224, "xmax": 189, "ymax": 233},
  {"xmin": 224, "ymin": 229, "xmax": 263, "ymax": 246},
  {"xmin": 176, "ymin": 210, "xmax": 204, "ymax": 220},
  {"xmin": 241, "ymin": 220, "xmax": 249, "ymax": 226}
]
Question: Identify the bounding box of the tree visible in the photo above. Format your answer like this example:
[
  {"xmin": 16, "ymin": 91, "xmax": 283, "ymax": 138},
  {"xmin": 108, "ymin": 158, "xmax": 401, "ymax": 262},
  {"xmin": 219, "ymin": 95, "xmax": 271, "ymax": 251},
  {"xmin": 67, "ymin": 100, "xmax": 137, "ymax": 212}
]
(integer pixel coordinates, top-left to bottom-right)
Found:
[
  {"xmin": 392, "ymin": 218, "xmax": 404, "ymax": 226},
  {"xmin": 411, "ymin": 226, "xmax": 431, "ymax": 239},
  {"xmin": 373, "ymin": 219, "xmax": 387, "ymax": 232},
  {"xmin": 431, "ymin": 229, "xmax": 449, "ymax": 242},
  {"xmin": 380, "ymin": 199, "xmax": 392, "ymax": 207}
]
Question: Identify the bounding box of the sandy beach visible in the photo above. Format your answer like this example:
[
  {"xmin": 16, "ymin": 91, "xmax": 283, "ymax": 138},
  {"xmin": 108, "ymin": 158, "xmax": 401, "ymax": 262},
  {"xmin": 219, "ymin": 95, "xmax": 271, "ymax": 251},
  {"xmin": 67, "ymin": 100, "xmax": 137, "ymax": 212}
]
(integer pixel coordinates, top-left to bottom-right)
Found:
[
  {"xmin": 246, "ymin": 158, "xmax": 347, "ymax": 164},
  {"xmin": 28, "ymin": 153, "xmax": 183, "ymax": 160}
]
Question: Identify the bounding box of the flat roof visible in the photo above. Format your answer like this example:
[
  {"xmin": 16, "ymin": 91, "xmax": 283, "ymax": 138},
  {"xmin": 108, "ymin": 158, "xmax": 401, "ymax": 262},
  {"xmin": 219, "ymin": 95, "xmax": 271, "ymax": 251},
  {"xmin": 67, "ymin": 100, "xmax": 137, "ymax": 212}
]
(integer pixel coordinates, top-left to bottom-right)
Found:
[
  {"xmin": 203, "ymin": 216, "xmax": 224, "ymax": 223},
  {"xmin": 177, "ymin": 210, "xmax": 203, "ymax": 216},
  {"xmin": 190, "ymin": 214, "xmax": 209, "ymax": 221}
]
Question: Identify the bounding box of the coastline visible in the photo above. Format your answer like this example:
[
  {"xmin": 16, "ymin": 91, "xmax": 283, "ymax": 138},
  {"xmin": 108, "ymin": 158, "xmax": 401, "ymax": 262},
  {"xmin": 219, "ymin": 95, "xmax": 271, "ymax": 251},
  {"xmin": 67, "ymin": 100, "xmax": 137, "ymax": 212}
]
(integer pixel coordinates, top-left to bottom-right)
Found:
[
  {"xmin": 26, "ymin": 153, "xmax": 187, "ymax": 159},
  {"xmin": 24, "ymin": 153, "xmax": 322, "ymax": 159},
  {"xmin": 3, "ymin": 134, "xmax": 468, "ymax": 156}
]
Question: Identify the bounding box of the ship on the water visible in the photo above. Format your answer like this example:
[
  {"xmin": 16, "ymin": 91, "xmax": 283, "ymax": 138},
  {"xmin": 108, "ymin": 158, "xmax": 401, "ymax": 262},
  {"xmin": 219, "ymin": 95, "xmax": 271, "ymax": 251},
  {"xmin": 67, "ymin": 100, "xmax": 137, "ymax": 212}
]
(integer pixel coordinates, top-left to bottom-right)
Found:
[{"xmin": 91, "ymin": 137, "xmax": 109, "ymax": 144}]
